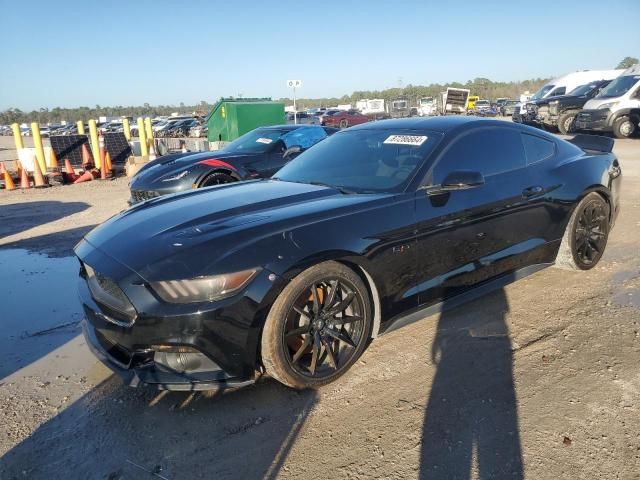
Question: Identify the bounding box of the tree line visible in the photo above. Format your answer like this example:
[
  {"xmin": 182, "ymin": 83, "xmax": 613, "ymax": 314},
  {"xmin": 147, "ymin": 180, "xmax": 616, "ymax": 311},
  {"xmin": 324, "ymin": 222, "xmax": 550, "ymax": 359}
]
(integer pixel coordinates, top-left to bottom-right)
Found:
[
  {"xmin": 3, "ymin": 57, "xmax": 637, "ymax": 125},
  {"xmin": 281, "ymin": 77, "xmax": 553, "ymax": 109}
]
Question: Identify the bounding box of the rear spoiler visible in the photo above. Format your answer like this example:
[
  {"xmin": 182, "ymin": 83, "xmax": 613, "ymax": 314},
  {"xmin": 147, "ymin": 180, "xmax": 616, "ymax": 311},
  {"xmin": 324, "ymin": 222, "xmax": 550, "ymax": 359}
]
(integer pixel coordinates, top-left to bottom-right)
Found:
[{"xmin": 568, "ymin": 134, "xmax": 614, "ymax": 153}]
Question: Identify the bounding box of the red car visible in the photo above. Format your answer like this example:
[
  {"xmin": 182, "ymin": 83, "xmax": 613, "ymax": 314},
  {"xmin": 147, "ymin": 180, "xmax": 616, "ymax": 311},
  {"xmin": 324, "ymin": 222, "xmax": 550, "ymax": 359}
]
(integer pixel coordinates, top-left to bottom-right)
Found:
[{"xmin": 322, "ymin": 110, "xmax": 369, "ymax": 128}]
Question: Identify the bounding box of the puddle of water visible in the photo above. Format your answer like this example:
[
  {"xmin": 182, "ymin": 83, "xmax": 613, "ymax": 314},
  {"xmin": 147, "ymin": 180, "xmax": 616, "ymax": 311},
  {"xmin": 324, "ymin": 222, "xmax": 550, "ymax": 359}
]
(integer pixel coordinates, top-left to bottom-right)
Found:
[
  {"xmin": 612, "ymin": 288, "xmax": 640, "ymax": 308},
  {"xmin": 0, "ymin": 248, "xmax": 82, "ymax": 380},
  {"xmin": 611, "ymin": 270, "xmax": 640, "ymax": 285}
]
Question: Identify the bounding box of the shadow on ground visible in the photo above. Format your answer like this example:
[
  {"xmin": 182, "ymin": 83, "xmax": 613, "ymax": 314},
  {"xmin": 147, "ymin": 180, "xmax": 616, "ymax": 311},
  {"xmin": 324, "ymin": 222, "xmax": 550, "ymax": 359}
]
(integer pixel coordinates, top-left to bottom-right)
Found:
[
  {"xmin": 0, "ymin": 201, "xmax": 90, "ymax": 241},
  {"xmin": 0, "ymin": 375, "xmax": 317, "ymax": 480},
  {"xmin": 420, "ymin": 288, "xmax": 523, "ymax": 479},
  {"xmin": 2, "ymin": 224, "xmax": 96, "ymax": 257}
]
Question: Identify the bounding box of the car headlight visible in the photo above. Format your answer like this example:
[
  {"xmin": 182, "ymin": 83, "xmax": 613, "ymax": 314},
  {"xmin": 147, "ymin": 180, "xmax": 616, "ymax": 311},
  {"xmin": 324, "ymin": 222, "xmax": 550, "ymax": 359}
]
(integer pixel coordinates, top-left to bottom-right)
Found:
[
  {"xmin": 150, "ymin": 268, "xmax": 261, "ymax": 303},
  {"xmin": 162, "ymin": 170, "xmax": 190, "ymax": 182},
  {"xmin": 597, "ymin": 102, "xmax": 618, "ymax": 110}
]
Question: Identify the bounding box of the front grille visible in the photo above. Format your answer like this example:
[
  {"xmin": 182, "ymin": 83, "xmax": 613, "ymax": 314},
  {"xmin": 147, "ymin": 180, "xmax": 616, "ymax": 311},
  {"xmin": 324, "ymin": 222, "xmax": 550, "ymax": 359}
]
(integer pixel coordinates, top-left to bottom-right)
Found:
[{"xmin": 131, "ymin": 190, "xmax": 160, "ymax": 204}]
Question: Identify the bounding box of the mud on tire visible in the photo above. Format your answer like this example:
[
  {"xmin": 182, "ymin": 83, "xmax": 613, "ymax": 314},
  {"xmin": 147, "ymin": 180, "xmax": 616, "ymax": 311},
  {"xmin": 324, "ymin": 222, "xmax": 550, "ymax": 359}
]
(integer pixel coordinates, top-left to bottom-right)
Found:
[{"xmin": 555, "ymin": 192, "xmax": 610, "ymax": 270}]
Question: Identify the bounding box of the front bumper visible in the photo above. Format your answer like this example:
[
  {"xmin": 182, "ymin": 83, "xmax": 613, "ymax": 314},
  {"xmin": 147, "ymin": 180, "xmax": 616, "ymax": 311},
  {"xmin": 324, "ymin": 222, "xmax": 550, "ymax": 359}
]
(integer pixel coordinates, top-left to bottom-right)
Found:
[
  {"xmin": 575, "ymin": 109, "xmax": 613, "ymax": 132},
  {"xmin": 82, "ymin": 319, "xmax": 254, "ymax": 391},
  {"xmin": 75, "ymin": 242, "xmax": 281, "ymax": 391}
]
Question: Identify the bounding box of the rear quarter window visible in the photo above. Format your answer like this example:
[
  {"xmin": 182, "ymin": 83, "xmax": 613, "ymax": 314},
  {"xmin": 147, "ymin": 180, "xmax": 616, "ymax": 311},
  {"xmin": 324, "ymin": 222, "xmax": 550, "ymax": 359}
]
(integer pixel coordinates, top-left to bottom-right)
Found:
[{"xmin": 521, "ymin": 133, "xmax": 555, "ymax": 164}]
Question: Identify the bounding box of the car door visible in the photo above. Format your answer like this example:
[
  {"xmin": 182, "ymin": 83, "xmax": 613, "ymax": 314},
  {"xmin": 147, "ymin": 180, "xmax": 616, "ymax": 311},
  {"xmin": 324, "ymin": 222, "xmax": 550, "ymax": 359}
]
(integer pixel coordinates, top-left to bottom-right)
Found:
[{"xmin": 412, "ymin": 126, "xmax": 544, "ymax": 307}]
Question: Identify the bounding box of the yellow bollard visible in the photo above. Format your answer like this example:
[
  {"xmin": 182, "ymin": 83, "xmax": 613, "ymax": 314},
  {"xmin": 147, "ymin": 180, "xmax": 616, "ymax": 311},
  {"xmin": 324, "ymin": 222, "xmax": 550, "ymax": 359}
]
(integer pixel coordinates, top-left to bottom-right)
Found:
[
  {"xmin": 88, "ymin": 119, "xmax": 100, "ymax": 169},
  {"xmin": 77, "ymin": 120, "xmax": 85, "ymax": 135},
  {"xmin": 137, "ymin": 117, "xmax": 148, "ymax": 156},
  {"xmin": 122, "ymin": 118, "xmax": 131, "ymax": 141},
  {"xmin": 11, "ymin": 123, "xmax": 24, "ymax": 150},
  {"xmin": 31, "ymin": 122, "xmax": 47, "ymax": 174},
  {"xmin": 144, "ymin": 117, "xmax": 153, "ymax": 149}
]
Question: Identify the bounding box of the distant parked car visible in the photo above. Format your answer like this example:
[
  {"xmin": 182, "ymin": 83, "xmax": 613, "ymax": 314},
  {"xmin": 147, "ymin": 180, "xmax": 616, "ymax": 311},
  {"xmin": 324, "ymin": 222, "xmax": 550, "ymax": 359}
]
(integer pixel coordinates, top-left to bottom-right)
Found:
[
  {"xmin": 128, "ymin": 124, "xmax": 337, "ymax": 204},
  {"xmin": 322, "ymin": 110, "xmax": 368, "ymax": 128},
  {"xmin": 498, "ymin": 100, "xmax": 517, "ymax": 116},
  {"xmin": 473, "ymin": 100, "xmax": 498, "ymax": 117},
  {"xmin": 286, "ymin": 112, "xmax": 318, "ymax": 125},
  {"xmin": 317, "ymin": 109, "xmax": 342, "ymax": 125}
]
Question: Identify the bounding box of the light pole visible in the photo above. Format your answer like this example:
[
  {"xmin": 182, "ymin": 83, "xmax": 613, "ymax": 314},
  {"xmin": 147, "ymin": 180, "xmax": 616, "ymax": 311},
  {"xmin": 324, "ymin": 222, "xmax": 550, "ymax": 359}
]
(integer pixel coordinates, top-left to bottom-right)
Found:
[{"xmin": 287, "ymin": 80, "xmax": 302, "ymax": 124}]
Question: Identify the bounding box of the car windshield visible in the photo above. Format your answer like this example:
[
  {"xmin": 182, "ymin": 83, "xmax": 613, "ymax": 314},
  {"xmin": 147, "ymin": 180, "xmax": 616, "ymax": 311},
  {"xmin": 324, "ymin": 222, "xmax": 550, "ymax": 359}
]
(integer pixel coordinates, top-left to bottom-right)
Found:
[
  {"xmin": 596, "ymin": 75, "xmax": 640, "ymax": 98},
  {"xmin": 476, "ymin": 100, "xmax": 490, "ymax": 106},
  {"xmin": 530, "ymin": 84, "xmax": 555, "ymax": 100},
  {"xmin": 223, "ymin": 128, "xmax": 291, "ymax": 153},
  {"xmin": 567, "ymin": 83, "xmax": 597, "ymax": 96},
  {"xmin": 274, "ymin": 128, "xmax": 442, "ymax": 193}
]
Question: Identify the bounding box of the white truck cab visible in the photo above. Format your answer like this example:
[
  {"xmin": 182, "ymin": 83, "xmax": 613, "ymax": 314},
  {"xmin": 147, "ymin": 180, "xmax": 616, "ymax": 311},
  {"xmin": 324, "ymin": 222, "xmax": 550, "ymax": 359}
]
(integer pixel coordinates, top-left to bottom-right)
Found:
[
  {"xmin": 418, "ymin": 97, "xmax": 436, "ymax": 116},
  {"xmin": 576, "ymin": 64, "xmax": 640, "ymax": 138},
  {"xmin": 515, "ymin": 69, "xmax": 623, "ymax": 123}
]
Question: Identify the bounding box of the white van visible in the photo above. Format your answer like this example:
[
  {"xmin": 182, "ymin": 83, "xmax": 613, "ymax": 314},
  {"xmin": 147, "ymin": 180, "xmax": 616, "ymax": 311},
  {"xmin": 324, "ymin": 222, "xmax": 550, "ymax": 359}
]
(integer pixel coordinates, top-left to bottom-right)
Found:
[
  {"xmin": 575, "ymin": 64, "xmax": 640, "ymax": 138},
  {"xmin": 515, "ymin": 69, "xmax": 623, "ymax": 122}
]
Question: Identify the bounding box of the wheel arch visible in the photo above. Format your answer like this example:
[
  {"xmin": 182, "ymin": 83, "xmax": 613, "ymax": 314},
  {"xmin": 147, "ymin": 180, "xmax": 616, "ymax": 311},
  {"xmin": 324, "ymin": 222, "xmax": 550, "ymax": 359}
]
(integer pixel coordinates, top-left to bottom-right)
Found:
[
  {"xmin": 270, "ymin": 251, "xmax": 384, "ymax": 339},
  {"xmin": 197, "ymin": 168, "xmax": 242, "ymax": 187}
]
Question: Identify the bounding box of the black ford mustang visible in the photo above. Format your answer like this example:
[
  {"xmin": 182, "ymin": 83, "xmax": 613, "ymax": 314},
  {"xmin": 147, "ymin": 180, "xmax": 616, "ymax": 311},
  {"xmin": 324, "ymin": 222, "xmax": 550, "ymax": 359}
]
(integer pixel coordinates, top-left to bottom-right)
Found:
[
  {"xmin": 128, "ymin": 124, "xmax": 338, "ymax": 204},
  {"xmin": 75, "ymin": 117, "xmax": 621, "ymax": 391}
]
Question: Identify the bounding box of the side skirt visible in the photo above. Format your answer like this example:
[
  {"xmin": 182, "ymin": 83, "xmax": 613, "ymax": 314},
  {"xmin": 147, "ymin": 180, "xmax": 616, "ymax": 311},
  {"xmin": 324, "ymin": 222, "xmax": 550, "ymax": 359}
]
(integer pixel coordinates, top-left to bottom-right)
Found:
[{"xmin": 381, "ymin": 263, "xmax": 553, "ymax": 336}]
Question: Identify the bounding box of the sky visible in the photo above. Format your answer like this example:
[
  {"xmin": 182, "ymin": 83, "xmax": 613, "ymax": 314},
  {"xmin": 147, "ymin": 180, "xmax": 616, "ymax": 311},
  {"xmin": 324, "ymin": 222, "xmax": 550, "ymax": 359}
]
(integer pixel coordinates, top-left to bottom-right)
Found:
[{"xmin": 0, "ymin": 0, "xmax": 638, "ymax": 111}]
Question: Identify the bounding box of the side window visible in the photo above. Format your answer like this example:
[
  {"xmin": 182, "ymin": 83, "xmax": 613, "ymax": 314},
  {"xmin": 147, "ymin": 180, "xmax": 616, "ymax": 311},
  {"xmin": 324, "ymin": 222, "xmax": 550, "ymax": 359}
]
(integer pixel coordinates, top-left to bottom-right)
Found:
[
  {"xmin": 433, "ymin": 129, "xmax": 526, "ymax": 183},
  {"xmin": 521, "ymin": 133, "xmax": 555, "ymax": 164},
  {"xmin": 282, "ymin": 128, "xmax": 327, "ymax": 149}
]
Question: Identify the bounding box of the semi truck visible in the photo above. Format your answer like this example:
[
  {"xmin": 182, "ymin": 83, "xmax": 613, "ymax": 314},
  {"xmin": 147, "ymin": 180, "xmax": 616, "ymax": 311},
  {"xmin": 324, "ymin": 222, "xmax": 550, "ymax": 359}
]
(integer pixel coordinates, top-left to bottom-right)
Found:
[{"xmin": 438, "ymin": 88, "xmax": 470, "ymax": 115}]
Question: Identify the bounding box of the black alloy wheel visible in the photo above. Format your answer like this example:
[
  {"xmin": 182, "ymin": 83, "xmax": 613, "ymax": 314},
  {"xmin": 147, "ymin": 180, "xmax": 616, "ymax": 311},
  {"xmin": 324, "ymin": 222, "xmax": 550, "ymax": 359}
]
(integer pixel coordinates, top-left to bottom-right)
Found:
[
  {"xmin": 200, "ymin": 172, "xmax": 236, "ymax": 187},
  {"xmin": 283, "ymin": 279, "xmax": 366, "ymax": 378},
  {"xmin": 261, "ymin": 261, "xmax": 372, "ymax": 389},
  {"xmin": 573, "ymin": 197, "xmax": 608, "ymax": 268}
]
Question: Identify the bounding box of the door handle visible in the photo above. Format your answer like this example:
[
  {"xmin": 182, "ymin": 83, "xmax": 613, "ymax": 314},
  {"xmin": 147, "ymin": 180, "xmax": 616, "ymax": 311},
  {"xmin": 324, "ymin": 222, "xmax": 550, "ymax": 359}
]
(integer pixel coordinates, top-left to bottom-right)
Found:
[{"xmin": 522, "ymin": 185, "xmax": 544, "ymax": 198}]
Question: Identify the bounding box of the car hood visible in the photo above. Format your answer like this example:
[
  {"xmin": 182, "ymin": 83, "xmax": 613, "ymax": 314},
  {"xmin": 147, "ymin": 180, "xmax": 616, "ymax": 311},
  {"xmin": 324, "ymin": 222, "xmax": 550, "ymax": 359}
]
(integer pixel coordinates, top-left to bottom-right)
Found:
[
  {"xmin": 131, "ymin": 150, "xmax": 257, "ymax": 187},
  {"xmin": 583, "ymin": 97, "xmax": 620, "ymax": 109},
  {"xmin": 81, "ymin": 180, "xmax": 386, "ymax": 281}
]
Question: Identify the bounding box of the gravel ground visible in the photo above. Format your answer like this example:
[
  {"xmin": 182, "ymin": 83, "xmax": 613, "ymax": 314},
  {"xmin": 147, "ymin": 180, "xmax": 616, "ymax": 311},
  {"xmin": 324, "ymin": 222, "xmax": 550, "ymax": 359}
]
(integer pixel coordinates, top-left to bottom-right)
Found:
[{"xmin": 0, "ymin": 138, "xmax": 639, "ymax": 480}]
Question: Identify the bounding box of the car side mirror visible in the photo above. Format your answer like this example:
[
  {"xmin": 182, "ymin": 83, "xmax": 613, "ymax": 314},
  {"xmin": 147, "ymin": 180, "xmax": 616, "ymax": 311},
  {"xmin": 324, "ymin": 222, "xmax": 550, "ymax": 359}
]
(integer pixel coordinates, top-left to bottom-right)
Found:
[
  {"xmin": 283, "ymin": 145, "xmax": 302, "ymax": 160},
  {"xmin": 424, "ymin": 170, "xmax": 485, "ymax": 195}
]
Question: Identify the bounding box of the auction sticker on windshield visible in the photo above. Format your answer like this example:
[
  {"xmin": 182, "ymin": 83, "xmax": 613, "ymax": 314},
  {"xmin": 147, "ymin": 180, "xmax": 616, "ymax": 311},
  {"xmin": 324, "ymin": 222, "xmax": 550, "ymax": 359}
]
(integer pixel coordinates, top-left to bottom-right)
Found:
[
  {"xmin": 256, "ymin": 138, "xmax": 274, "ymax": 144},
  {"xmin": 383, "ymin": 135, "xmax": 428, "ymax": 146}
]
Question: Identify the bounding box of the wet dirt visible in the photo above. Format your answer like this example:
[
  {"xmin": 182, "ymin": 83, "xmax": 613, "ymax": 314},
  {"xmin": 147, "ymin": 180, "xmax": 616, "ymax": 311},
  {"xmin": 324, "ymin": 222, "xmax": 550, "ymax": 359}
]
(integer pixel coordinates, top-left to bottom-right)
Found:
[
  {"xmin": 0, "ymin": 249, "xmax": 82, "ymax": 379},
  {"xmin": 0, "ymin": 138, "xmax": 639, "ymax": 479}
]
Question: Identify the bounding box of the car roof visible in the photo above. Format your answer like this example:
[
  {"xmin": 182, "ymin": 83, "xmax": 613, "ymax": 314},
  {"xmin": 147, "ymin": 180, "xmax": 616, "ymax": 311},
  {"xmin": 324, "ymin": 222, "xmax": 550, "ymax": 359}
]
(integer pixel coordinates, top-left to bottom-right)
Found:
[
  {"xmin": 349, "ymin": 116, "xmax": 555, "ymax": 138},
  {"xmin": 348, "ymin": 116, "xmax": 483, "ymax": 133},
  {"xmin": 261, "ymin": 124, "xmax": 321, "ymax": 131}
]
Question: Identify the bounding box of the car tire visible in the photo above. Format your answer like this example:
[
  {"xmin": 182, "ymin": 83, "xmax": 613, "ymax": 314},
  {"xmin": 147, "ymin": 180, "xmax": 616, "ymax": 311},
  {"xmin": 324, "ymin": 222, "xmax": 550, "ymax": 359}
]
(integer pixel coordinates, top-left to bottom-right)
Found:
[
  {"xmin": 200, "ymin": 171, "xmax": 236, "ymax": 187},
  {"xmin": 612, "ymin": 116, "xmax": 636, "ymax": 139},
  {"xmin": 555, "ymin": 192, "xmax": 610, "ymax": 271},
  {"xmin": 557, "ymin": 113, "xmax": 577, "ymax": 135},
  {"xmin": 339, "ymin": 119, "xmax": 348, "ymax": 129},
  {"xmin": 261, "ymin": 261, "xmax": 372, "ymax": 389}
]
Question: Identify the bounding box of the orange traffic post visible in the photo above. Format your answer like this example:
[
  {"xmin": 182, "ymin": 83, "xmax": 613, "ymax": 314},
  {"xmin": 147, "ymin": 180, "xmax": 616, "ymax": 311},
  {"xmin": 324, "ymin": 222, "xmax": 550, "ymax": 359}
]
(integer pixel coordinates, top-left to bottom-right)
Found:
[
  {"xmin": 3, "ymin": 165, "xmax": 16, "ymax": 190},
  {"xmin": 48, "ymin": 148, "xmax": 59, "ymax": 172},
  {"xmin": 73, "ymin": 170, "xmax": 94, "ymax": 184},
  {"xmin": 104, "ymin": 151, "xmax": 113, "ymax": 174},
  {"xmin": 20, "ymin": 163, "xmax": 31, "ymax": 189},
  {"xmin": 81, "ymin": 143, "xmax": 93, "ymax": 169},
  {"xmin": 32, "ymin": 160, "xmax": 48, "ymax": 188},
  {"xmin": 63, "ymin": 158, "xmax": 77, "ymax": 183}
]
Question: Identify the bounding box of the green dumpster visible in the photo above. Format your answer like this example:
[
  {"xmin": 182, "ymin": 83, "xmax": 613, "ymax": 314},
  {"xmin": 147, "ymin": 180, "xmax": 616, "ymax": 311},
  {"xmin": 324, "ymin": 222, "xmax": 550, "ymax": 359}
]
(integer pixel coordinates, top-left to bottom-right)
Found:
[{"xmin": 206, "ymin": 98, "xmax": 285, "ymax": 142}]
